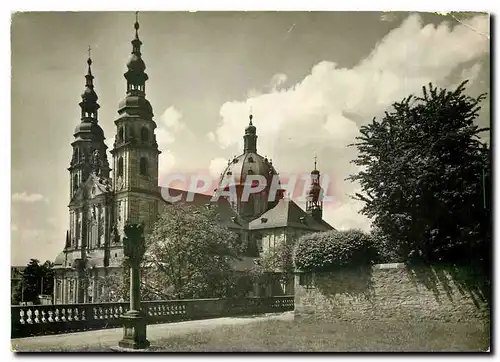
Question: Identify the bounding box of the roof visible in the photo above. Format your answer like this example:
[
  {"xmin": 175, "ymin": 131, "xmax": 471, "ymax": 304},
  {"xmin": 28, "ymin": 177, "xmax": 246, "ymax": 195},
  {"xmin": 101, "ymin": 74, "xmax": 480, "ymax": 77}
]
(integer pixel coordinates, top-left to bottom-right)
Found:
[
  {"xmin": 248, "ymin": 198, "xmax": 334, "ymax": 231},
  {"xmin": 161, "ymin": 188, "xmax": 248, "ymax": 230},
  {"xmin": 69, "ymin": 172, "xmax": 112, "ymax": 205},
  {"xmin": 161, "ymin": 189, "xmax": 334, "ymax": 232}
]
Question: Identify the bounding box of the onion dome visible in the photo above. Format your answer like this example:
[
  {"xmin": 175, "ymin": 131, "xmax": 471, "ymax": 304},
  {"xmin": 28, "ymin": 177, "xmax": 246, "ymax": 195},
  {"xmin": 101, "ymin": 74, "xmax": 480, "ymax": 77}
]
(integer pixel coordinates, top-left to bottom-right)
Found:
[
  {"xmin": 245, "ymin": 114, "xmax": 256, "ymax": 134},
  {"xmin": 123, "ymin": 12, "xmax": 149, "ymax": 94},
  {"xmin": 79, "ymin": 52, "xmax": 100, "ymax": 120}
]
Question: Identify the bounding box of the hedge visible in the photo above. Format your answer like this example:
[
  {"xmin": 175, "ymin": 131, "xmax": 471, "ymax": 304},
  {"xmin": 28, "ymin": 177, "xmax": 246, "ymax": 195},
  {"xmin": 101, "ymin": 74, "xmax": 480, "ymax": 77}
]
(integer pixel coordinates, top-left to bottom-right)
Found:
[{"xmin": 293, "ymin": 229, "xmax": 378, "ymax": 272}]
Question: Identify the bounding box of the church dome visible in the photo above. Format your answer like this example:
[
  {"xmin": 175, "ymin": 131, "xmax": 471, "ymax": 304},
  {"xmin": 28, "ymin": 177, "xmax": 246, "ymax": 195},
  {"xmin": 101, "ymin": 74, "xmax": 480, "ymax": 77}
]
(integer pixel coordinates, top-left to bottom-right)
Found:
[{"xmin": 219, "ymin": 152, "xmax": 278, "ymax": 187}]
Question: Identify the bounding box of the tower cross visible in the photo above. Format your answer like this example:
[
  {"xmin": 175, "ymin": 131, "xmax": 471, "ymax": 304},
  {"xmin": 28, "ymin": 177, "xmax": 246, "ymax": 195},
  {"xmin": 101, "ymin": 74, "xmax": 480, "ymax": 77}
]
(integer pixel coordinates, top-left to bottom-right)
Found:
[
  {"xmin": 87, "ymin": 45, "xmax": 91, "ymax": 59},
  {"xmin": 314, "ymin": 155, "xmax": 317, "ymax": 170}
]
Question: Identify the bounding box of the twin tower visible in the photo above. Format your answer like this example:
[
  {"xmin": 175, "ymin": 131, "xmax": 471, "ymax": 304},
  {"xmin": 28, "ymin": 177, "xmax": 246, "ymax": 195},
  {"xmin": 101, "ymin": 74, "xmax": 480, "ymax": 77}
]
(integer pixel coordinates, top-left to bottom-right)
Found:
[{"xmin": 65, "ymin": 14, "xmax": 161, "ymax": 263}]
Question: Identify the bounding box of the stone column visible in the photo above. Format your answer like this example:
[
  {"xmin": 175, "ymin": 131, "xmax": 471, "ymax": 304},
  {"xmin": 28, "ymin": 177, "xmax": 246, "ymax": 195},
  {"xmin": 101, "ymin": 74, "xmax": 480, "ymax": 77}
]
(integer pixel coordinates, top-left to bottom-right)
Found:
[{"xmin": 118, "ymin": 222, "xmax": 149, "ymax": 350}]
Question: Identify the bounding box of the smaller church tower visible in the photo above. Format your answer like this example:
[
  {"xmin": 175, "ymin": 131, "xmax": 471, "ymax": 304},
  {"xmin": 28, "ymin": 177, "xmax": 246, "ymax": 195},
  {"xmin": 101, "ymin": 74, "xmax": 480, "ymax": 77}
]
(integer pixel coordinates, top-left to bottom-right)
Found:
[
  {"xmin": 68, "ymin": 51, "xmax": 110, "ymax": 199},
  {"xmin": 306, "ymin": 156, "xmax": 323, "ymax": 221}
]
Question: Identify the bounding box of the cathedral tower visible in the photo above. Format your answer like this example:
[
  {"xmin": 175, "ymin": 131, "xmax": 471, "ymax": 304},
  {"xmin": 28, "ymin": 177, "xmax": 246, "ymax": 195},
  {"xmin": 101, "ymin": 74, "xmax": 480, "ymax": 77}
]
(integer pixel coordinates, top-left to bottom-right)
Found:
[
  {"xmin": 68, "ymin": 52, "xmax": 111, "ymax": 252},
  {"xmin": 110, "ymin": 13, "xmax": 161, "ymax": 237}
]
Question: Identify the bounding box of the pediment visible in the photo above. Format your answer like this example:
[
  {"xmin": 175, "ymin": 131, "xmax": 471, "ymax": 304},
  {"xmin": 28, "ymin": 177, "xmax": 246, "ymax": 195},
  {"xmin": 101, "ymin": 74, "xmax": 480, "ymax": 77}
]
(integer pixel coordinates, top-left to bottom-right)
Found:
[{"xmin": 70, "ymin": 173, "xmax": 112, "ymax": 204}]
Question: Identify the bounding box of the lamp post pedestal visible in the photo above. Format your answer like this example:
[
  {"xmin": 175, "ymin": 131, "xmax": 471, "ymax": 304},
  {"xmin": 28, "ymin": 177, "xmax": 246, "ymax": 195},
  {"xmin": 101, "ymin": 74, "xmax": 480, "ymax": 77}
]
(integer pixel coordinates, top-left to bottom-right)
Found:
[
  {"xmin": 117, "ymin": 222, "xmax": 150, "ymax": 350},
  {"xmin": 118, "ymin": 310, "xmax": 150, "ymax": 349}
]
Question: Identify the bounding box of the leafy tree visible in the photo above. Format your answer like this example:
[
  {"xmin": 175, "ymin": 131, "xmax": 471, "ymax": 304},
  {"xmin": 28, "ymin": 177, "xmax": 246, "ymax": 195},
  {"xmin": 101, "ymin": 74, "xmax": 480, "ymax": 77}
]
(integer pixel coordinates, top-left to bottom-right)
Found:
[
  {"xmin": 13, "ymin": 259, "xmax": 54, "ymax": 305},
  {"xmin": 348, "ymin": 81, "xmax": 490, "ymax": 266},
  {"xmin": 252, "ymin": 235, "xmax": 295, "ymax": 293},
  {"xmin": 142, "ymin": 203, "xmax": 244, "ymax": 299}
]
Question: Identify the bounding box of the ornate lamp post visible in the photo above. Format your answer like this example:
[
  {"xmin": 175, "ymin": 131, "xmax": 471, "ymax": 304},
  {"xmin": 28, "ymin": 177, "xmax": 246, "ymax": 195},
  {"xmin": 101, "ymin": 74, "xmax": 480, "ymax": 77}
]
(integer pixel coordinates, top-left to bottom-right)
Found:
[{"xmin": 118, "ymin": 222, "xmax": 150, "ymax": 349}]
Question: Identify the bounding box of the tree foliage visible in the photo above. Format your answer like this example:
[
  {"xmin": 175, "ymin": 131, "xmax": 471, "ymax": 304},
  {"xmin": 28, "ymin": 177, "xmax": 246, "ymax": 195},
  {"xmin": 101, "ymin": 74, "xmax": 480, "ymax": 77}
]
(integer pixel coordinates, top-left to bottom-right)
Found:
[
  {"xmin": 348, "ymin": 81, "xmax": 490, "ymax": 265},
  {"xmin": 252, "ymin": 235, "xmax": 295, "ymax": 289},
  {"xmin": 142, "ymin": 203, "xmax": 244, "ymax": 299},
  {"xmin": 13, "ymin": 259, "xmax": 54, "ymax": 305},
  {"xmin": 294, "ymin": 229, "xmax": 377, "ymax": 272}
]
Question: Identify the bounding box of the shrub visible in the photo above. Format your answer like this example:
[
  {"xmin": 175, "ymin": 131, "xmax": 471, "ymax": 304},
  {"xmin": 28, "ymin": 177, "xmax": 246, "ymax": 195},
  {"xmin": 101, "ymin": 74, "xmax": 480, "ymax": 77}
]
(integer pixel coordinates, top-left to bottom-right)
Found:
[{"xmin": 293, "ymin": 229, "xmax": 378, "ymax": 272}]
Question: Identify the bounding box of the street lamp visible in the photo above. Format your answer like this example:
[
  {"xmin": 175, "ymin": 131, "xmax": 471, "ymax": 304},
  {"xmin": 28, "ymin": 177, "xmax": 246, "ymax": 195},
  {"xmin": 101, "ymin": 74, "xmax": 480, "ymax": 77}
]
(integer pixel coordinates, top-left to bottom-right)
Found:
[{"xmin": 117, "ymin": 222, "xmax": 149, "ymax": 350}]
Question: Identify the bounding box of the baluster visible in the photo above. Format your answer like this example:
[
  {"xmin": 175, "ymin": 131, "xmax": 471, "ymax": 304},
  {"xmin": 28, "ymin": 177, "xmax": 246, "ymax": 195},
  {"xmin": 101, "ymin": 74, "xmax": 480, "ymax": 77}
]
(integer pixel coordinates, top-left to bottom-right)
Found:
[
  {"xmin": 19, "ymin": 309, "xmax": 25, "ymax": 325},
  {"xmin": 61, "ymin": 308, "xmax": 67, "ymax": 322},
  {"xmin": 54, "ymin": 308, "xmax": 60, "ymax": 322},
  {"xmin": 92, "ymin": 307, "xmax": 98, "ymax": 320},
  {"xmin": 98, "ymin": 307, "xmax": 104, "ymax": 319},
  {"xmin": 47, "ymin": 310, "xmax": 54, "ymax": 323},
  {"xmin": 73, "ymin": 308, "xmax": 79, "ymax": 321},
  {"xmin": 41, "ymin": 310, "xmax": 47, "ymax": 323},
  {"xmin": 26, "ymin": 309, "xmax": 33, "ymax": 324},
  {"xmin": 80, "ymin": 308, "xmax": 86, "ymax": 321},
  {"xmin": 34, "ymin": 309, "xmax": 40, "ymax": 324},
  {"xmin": 67, "ymin": 308, "xmax": 73, "ymax": 322}
]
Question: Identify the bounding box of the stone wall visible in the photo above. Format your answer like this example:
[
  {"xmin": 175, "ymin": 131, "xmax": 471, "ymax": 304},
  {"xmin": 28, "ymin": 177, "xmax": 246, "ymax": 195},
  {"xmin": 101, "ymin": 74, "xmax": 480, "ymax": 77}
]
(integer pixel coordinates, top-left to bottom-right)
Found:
[{"xmin": 295, "ymin": 263, "xmax": 490, "ymax": 322}]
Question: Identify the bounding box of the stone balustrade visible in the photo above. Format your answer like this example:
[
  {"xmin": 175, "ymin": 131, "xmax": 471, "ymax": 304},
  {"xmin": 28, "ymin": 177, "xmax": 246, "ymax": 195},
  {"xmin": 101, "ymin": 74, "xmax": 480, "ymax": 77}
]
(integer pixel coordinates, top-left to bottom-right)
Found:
[{"xmin": 11, "ymin": 296, "xmax": 294, "ymax": 339}]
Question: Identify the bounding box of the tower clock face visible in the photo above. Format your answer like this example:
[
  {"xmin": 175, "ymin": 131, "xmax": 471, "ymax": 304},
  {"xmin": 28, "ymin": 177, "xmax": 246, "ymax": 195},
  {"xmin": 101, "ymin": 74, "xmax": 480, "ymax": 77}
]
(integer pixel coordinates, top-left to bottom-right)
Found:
[{"xmin": 117, "ymin": 176, "xmax": 124, "ymax": 190}]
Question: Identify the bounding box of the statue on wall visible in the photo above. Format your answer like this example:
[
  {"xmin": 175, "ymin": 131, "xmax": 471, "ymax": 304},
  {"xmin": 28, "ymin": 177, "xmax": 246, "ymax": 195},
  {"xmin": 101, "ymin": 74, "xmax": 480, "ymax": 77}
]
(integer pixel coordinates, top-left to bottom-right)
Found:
[
  {"xmin": 111, "ymin": 224, "xmax": 121, "ymax": 244},
  {"xmin": 91, "ymin": 149, "xmax": 101, "ymax": 176}
]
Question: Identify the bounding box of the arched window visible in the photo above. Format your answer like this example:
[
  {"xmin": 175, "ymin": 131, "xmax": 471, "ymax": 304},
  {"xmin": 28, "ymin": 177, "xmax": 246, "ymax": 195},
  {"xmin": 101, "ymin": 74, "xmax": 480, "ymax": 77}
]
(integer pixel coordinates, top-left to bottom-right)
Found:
[
  {"xmin": 118, "ymin": 127, "xmax": 124, "ymax": 142},
  {"xmin": 118, "ymin": 157, "xmax": 124, "ymax": 177},
  {"xmin": 140, "ymin": 157, "xmax": 148, "ymax": 176},
  {"xmin": 141, "ymin": 127, "xmax": 149, "ymax": 142}
]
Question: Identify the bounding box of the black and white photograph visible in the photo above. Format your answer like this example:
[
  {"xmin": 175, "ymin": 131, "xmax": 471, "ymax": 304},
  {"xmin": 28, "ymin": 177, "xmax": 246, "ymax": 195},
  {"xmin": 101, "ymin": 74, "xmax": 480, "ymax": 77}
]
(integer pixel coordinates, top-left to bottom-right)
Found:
[{"xmin": 9, "ymin": 9, "xmax": 491, "ymax": 352}]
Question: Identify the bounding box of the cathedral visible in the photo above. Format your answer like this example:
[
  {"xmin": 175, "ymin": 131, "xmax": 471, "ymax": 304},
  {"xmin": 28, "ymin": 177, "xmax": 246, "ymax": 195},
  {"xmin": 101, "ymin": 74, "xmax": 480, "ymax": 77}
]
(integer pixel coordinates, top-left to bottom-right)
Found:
[{"xmin": 53, "ymin": 15, "xmax": 333, "ymax": 304}]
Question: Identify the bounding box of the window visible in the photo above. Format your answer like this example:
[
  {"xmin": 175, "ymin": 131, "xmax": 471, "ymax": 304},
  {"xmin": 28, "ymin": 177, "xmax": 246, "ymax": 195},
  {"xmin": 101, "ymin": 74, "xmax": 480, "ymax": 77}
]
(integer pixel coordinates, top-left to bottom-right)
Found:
[
  {"xmin": 117, "ymin": 157, "xmax": 124, "ymax": 177},
  {"xmin": 248, "ymin": 156, "xmax": 254, "ymax": 163},
  {"xmin": 140, "ymin": 157, "xmax": 148, "ymax": 176},
  {"xmin": 141, "ymin": 127, "xmax": 149, "ymax": 142}
]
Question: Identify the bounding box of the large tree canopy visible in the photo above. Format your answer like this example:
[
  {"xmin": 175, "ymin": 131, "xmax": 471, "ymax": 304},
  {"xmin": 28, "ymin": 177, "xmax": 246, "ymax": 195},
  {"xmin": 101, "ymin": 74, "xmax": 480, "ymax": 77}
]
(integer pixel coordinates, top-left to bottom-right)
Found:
[
  {"xmin": 348, "ymin": 81, "xmax": 490, "ymax": 266},
  {"xmin": 142, "ymin": 203, "xmax": 244, "ymax": 299}
]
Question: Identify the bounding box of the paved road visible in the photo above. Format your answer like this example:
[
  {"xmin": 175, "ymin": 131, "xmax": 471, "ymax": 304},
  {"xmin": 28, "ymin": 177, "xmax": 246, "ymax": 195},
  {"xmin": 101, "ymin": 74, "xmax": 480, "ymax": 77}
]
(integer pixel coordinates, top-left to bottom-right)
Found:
[{"xmin": 12, "ymin": 312, "xmax": 294, "ymax": 352}]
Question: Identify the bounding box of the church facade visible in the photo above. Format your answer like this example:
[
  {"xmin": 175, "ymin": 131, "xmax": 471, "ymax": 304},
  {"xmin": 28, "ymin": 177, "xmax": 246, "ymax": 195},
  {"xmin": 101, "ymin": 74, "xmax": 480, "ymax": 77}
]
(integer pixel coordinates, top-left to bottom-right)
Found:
[{"xmin": 53, "ymin": 16, "xmax": 333, "ymax": 304}]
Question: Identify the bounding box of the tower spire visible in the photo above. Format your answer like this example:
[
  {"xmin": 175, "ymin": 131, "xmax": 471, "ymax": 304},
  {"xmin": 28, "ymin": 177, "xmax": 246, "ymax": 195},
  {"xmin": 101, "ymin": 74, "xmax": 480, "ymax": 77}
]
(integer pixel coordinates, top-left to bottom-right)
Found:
[
  {"xmin": 314, "ymin": 154, "xmax": 317, "ymax": 171},
  {"xmin": 124, "ymin": 11, "xmax": 148, "ymax": 96},
  {"xmin": 79, "ymin": 47, "xmax": 99, "ymax": 120},
  {"xmin": 243, "ymin": 112, "xmax": 257, "ymax": 153}
]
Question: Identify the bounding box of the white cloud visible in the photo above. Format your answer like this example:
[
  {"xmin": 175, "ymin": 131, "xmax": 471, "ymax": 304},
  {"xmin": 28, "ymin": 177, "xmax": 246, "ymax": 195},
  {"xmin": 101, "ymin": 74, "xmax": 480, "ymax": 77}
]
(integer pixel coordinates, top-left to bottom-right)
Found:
[
  {"xmin": 208, "ymin": 157, "xmax": 229, "ymax": 179},
  {"xmin": 207, "ymin": 131, "xmax": 216, "ymax": 142},
  {"xmin": 12, "ymin": 192, "xmax": 48, "ymax": 203},
  {"xmin": 156, "ymin": 106, "xmax": 196, "ymax": 149},
  {"xmin": 268, "ymin": 73, "xmax": 287, "ymax": 91},
  {"xmin": 159, "ymin": 150, "xmax": 176, "ymax": 175},
  {"xmin": 212, "ymin": 14, "xmax": 490, "ymax": 230}
]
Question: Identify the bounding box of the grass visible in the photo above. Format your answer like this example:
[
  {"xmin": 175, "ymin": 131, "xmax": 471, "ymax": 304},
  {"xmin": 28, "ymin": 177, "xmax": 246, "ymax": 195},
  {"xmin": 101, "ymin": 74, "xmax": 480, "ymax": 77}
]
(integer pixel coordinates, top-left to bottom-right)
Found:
[{"xmin": 14, "ymin": 318, "xmax": 490, "ymax": 352}]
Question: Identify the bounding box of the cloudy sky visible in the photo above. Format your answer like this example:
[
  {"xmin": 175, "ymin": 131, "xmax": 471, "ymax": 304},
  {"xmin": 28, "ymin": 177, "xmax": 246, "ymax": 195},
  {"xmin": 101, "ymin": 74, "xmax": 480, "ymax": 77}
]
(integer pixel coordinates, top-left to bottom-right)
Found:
[{"xmin": 11, "ymin": 11, "xmax": 490, "ymax": 266}]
